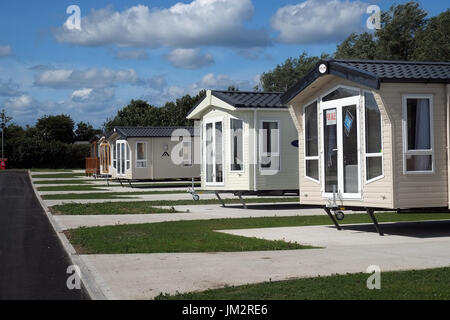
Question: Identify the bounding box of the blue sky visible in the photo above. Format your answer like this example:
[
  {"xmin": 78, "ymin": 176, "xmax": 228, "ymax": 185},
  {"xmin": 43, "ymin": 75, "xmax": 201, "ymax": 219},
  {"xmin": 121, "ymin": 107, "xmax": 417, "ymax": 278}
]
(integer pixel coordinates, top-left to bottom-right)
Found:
[{"xmin": 0, "ymin": 0, "xmax": 446, "ymax": 127}]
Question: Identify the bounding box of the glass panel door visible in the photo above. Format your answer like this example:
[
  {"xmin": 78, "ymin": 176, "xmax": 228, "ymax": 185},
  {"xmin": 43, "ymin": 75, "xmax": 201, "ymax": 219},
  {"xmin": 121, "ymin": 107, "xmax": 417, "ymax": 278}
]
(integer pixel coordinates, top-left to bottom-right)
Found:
[
  {"xmin": 205, "ymin": 121, "xmax": 223, "ymax": 184},
  {"xmin": 342, "ymin": 105, "xmax": 358, "ymax": 194},
  {"xmin": 324, "ymin": 108, "xmax": 338, "ymax": 193}
]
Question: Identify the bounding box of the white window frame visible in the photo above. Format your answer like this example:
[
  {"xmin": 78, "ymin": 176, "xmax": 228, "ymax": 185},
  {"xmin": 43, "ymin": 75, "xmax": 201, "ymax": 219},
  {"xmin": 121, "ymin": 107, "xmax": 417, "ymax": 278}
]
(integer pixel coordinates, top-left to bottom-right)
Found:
[
  {"xmin": 402, "ymin": 94, "xmax": 434, "ymax": 175},
  {"xmin": 363, "ymin": 90, "xmax": 384, "ymax": 184},
  {"xmin": 259, "ymin": 119, "xmax": 281, "ymax": 174},
  {"xmin": 116, "ymin": 140, "xmax": 128, "ymax": 177},
  {"xmin": 112, "ymin": 143, "xmax": 117, "ymax": 169},
  {"xmin": 303, "ymin": 99, "xmax": 320, "ymax": 184},
  {"xmin": 135, "ymin": 141, "xmax": 148, "ymax": 169},
  {"xmin": 229, "ymin": 117, "xmax": 245, "ymax": 173},
  {"xmin": 204, "ymin": 117, "xmax": 225, "ymax": 186}
]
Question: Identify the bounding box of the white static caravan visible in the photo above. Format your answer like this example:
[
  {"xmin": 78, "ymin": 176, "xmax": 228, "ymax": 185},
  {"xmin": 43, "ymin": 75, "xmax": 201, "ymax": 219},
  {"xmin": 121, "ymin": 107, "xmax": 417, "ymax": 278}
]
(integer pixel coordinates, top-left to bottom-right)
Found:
[
  {"xmin": 107, "ymin": 127, "xmax": 200, "ymax": 182},
  {"xmin": 281, "ymin": 59, "xmax": 450, "ymax": 235},
  {"xmin": 187, "ymin": 90, "xmax": 299, "ymax": 205}
]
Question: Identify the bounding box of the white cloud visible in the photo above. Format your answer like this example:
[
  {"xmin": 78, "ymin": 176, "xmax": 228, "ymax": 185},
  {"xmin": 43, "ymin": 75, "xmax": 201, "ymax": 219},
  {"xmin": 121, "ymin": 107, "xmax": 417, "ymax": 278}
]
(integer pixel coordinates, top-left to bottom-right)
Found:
[
  {"xmin": 4, "ymin": 95, "xmax": 33, "ymax": 109},
  {"xmin": 195, "ymin": 73, "xmax": 253, "ymax": 90},
  {"xmin": 166, "ymin": 48, "xmax": 214, "ymax": 69},
  {"xmin": 71, "ymin": 88, "xmax": 115, "ymax": 103},
  {"xmin": 115, "ymin": 49, "xmax": 149, "ymax": 60},
  {"xmin": 54, "ymin": 0, "xmax": 269, "ymax": 48},
  {"xmin": 34, "ymin": 68, "xmax": 139, "ymax": 89},
  {"xmin": 271, "ymin": 0, "xmax": 366, "ymax": 44},
  {"xmin": 0, "ymin": 45, "xmax": 12, "ymax": 57}
]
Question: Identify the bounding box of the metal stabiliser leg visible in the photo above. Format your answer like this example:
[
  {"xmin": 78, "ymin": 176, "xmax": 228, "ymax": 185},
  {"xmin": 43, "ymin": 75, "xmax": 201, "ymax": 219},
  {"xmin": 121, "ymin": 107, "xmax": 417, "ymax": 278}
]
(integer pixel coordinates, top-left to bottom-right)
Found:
[
  {"xmin": 215, "ymin": 192, "xmax": 226, "ymax": 207},
  {"xmin": 237, "ymin": 193, "xmax": 247, "ymax": 209},
  {"xmin": 367, "ymin": 208, "xmax": 384, "ymax": 236},
  {"xmin": 324, "ymin": 208, "xmax": 342, "ymax": 230}
]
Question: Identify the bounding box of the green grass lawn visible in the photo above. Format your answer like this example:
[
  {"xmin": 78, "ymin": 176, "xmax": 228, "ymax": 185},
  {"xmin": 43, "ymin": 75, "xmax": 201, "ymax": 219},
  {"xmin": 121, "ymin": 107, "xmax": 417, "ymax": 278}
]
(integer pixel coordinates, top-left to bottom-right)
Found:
[
  {"xmin": 38, "ymin": 185, "xmax": 109, "ymax": 192},
  {"xmin": 156, "ymin": 267, "xmax": 450, "ymax": 300},
  {"xmin": 41, "ymin": 190, "xmax": 188, "ymax": 200},
  {"xmin": 51, "ymin": 198, "xmax": 299, "ymax": 215},
  {"xmin": 65, "ymin": 213, "xmax": 450, "ymax": 254},
  {"xmin": 30, "ymin": 169, "xmax": 79, "ymax": 172},
  {"xmin": 37, "ymin": 182, "xmax": 201, "ymax": 192},
  {"xmin": 31, "ymin": 172, "xmax": 86, "ymax": 179},
  {"xmin": 50, "ymin": 205, "xmax": 180, "ymax": 216}
]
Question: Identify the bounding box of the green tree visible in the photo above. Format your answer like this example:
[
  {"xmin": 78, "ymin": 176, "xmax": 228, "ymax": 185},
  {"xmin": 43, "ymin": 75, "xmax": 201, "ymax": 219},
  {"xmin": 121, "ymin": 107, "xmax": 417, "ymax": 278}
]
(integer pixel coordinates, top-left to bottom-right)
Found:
[
  {"xmin": 75, "ymin": 121, "xmax": 101, "ymax": 141},
  {"xmin": 335, "ymin": 32, "xmax": 378, "ymax": 60},
  {"xmin": 260, "ymin": 52, "xmax": 330, "ymax": 92},
  {"xmin": 375, "ymin": 1, "xmax": 428, "ymax": 60},
  {"xmin": 35, "ymin": 114, "xmax": 75, "ymax": 144},
  {"xmin": 413, "ymin": 9, "xmax": 450, "ymax": 61}
]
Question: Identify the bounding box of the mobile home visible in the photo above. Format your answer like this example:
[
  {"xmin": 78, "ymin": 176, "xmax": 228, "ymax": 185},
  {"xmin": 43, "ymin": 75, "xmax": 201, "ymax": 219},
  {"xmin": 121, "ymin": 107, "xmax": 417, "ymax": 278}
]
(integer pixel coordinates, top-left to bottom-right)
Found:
[
  {"xmin": 281, "ymin": 59, "xmax": 450, "ymax": 234},
  {"xmin": 85, "ymin": 135, "xmax": 101, "ymax": 176},
  {"xmin": 187, "ymin": 90, "xmax": 299, "ymax": 204},
  {"xmin": 107, "ymin": 126, "xmax": 200, "ymax": 181}
]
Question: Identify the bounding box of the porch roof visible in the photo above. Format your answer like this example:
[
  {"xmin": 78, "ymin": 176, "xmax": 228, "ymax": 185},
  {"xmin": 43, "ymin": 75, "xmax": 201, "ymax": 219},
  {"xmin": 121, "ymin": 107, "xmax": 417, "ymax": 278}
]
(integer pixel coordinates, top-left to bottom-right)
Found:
[
  {"xmin": 280, "ymin": 59, "xmax": 450, "ymax": 104},
  {"xmin": 112, "ymin": 126, "xmax": 198, "ymax": 139}
]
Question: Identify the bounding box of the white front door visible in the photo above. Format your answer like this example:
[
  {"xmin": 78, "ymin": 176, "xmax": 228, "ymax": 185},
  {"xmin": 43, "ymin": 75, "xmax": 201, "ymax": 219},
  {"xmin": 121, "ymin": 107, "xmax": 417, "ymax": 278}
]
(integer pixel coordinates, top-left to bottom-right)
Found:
[
  {"xmin": 116, "ymin": 141, "xmax": 128, "ymax": 177},
  {"xmin": 322, "ymin": 97, "xmax": 361, "ymax": 199},
  {"xmin": 205, "ymin": 120, "xmax": 224, "ymax": 185}
]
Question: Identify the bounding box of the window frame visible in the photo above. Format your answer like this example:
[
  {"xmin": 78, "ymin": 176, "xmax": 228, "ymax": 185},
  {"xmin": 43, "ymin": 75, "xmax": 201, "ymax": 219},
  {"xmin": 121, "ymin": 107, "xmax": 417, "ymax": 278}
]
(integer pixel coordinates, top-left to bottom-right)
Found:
[
  {"xmin": 363, "ymin": 90, "xmax": 384, "ymax": 184},
  {"xmin": 180, "ymin": 136, "xmax": 193, "ymax": 167},
  {"xmin": 135, "ymin": 141, "xmax": 148, "ymax": 169},
  {"xmin": 259, "ymin": 119, "xmax": 281, "ymax": 173},
  {"xmin": 204, "ymin": 117, "xmax": 225, "ymax": 186},
  {"xmin": 229, "ymin": 117, "xmax": 245, "ymax": 173},
  {"xmin": 303, "ymin": 98, "xmax": 320, "ymax": 183},
  {"xmin": 112, "ymin": 143, "xmax": 117, "ymax": 169},
  {"xmin": 402, "ymin": 94, "xmax": 435, "ymax": 175}
]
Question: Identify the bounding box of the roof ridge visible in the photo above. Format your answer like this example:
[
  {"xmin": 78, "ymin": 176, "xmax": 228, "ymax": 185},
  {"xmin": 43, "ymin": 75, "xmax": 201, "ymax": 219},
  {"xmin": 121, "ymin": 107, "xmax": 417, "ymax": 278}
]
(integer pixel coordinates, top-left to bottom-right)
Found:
[
  {"xmin": 332, "ymin": 59, "xmax": 450, "ymax": 66},
  {"xmin": 211, "ymin": 90, "xmax": 285, "ymax": 94}
]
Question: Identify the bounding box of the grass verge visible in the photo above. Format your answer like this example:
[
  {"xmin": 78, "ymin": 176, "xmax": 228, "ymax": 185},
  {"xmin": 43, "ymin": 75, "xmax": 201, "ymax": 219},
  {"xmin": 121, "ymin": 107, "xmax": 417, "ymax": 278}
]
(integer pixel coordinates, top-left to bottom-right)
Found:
[
  {"xmin": 33, "ymin": 180, "xmax": 91, "ymax": 185},
  {"xmin": 65, "ymin": 213, "xmax": 450, "ymax": 254},
  {"xmin": 31, "ymin": 173, "xmax": 86, "ymax": 179},
  {"xmin": 156, "ymin": 267, "xmax": 450, "ymax": 300},
  {"xmin": 51, "ymin": 198, "xmax": 299, "ymax": 215}
]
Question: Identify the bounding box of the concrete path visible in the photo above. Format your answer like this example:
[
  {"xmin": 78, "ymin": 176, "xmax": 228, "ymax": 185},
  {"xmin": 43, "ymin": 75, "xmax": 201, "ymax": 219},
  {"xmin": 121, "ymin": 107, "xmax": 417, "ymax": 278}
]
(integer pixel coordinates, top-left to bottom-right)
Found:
[
  {"xmin": 82, "ymin": 220, "xmax": 450, "ymax": 299},
  {"xmin": 53, "ymin": 203, "xmax": 328, "ymax": 230}
]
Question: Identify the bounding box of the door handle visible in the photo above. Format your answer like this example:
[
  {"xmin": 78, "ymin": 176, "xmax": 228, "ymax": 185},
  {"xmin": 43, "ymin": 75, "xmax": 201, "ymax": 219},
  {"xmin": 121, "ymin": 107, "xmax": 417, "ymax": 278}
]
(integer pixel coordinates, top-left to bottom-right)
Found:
[{"xmin": 332, "ymin": 149, "xmax": 338, "ymax": 152}]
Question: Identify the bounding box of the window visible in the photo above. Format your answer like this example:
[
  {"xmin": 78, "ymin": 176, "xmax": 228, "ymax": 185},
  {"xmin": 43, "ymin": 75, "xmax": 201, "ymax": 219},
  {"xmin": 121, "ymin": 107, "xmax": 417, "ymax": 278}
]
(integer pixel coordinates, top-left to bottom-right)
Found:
[
  {"xmin": 230, "ymin": 119, "xmax": 243, "ymax": 171},
  {"xmin": 126, "ymin": 144, "xmax": 130, "ymax": 170},
  {"xmin": 364, "ymin": 92, "xmax": 383, "ymax": 182},
  {"xmin": 403, "ymin": 95, "xmax": 434, "ymax": 173},
  {"xmin": 180, "ymin": 136, "xmax": 193, "ymax": 166},
  {"xmin": 305, "ymin": 101, "xmax": 319, "ymax": 181},
  {"xmin": 112, "ymin": 143, "xmax": 117, "ymax": 169},
  {"xmin": 136, "ymin": 142, "xmax": 147, "ymax": 168},
  {"xmin": 260, "ymin": 121, "xmax": 280, "ymax": 172},
  {"xmin": 322, "ymin": 87, "xmax": 359, "ymax": 102}
]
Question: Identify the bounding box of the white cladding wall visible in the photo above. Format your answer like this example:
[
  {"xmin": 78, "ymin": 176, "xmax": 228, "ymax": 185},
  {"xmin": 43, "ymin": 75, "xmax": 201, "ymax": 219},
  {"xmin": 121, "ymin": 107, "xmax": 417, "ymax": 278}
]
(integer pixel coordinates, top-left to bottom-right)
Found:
[{"xmin": 201, "ymin": 107, "xmax": 299, "ymax": 191}]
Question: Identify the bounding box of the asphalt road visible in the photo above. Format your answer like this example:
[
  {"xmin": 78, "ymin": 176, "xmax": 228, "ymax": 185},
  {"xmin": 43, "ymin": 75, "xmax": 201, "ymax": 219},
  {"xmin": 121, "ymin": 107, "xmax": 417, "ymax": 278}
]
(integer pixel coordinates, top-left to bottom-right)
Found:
[{"xmin": 0, "ymin": 171, "xmax": 89, "ymax": 300}]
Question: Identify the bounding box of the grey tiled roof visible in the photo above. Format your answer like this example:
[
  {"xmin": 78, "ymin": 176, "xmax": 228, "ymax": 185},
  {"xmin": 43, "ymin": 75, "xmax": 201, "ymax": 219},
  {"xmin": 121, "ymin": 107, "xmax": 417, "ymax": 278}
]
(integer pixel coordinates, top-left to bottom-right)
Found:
[
  {"xmin": 114, "ymin": 126, "xmax": 198, "ymax": 138},
  {"xmin": 211, "ymin": 91, "xmax": 287, "ymax": 109},
  {"xmin": 281, "ymin": 59, "xmax": 450, "ymax": 104},
  {"xmin": 332, "ymin": 60, "xmax": 450, "ymax": 82}
]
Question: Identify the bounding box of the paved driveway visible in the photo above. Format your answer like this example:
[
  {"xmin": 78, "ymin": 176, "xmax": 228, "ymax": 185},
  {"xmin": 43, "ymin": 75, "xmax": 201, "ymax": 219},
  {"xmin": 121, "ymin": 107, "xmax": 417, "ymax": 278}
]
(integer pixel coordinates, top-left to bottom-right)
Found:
[{"xmin": 0, "ymin": 171, "xmax": 89, "ymax": 300}]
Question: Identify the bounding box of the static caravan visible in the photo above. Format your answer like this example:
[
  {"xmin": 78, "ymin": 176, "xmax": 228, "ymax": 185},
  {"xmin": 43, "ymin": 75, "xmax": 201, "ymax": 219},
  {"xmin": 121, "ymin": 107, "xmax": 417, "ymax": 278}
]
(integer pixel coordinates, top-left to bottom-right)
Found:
[
  {"xmin": 107, "ymin": 126, "xmax": 200, "ymax": 182},
  {"xmin": 281, "ymin": 59, "xmax": 450, "ymax": 234},
  {"xmin": 187, "ymin": 90, "xmax": 299, "ymax": 205},
  {"xmin": 98, "ymin": 136, "xmax": 112, "ymax": 177}
]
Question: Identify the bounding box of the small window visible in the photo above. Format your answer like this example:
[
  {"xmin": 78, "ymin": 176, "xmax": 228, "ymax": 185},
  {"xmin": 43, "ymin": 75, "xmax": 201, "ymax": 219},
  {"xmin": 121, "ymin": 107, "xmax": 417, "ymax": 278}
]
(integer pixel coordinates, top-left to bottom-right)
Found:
[
  {"xmin": 403, "ymin": 95, "xmax": 433, "ymax": 173},
  {"xmin": 136, "ymin": 142, "xmax": 147, "ymax": 168},
  {"xmin": 322, "ymin": 87, "xmax": 359, "ymax": 102},
  {"xmin": 126, "ymin": 144, "xmax": 131, "ymax": 170},
  {"xmin": 305, "ymin": 101, "xmax": 319, "ymax": 181},
  {"xmin": 364, "ymin": 92, "xmax": 383, "ymax": 182},
  {"xmin": 260, "ymin": 121, "xmax": 280, "ymax": 172},
  {"xmin": 230, "ymin": 119, "xmax": 243, "ymax": 171}
]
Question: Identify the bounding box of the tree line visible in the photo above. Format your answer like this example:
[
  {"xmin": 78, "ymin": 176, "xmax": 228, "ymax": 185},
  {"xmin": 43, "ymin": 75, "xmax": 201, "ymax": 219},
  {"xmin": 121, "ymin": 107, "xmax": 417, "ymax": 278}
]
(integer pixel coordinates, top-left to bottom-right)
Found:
[{"xmin": 2, "ymin": 1, "xmax": 448, "ymax": 169}]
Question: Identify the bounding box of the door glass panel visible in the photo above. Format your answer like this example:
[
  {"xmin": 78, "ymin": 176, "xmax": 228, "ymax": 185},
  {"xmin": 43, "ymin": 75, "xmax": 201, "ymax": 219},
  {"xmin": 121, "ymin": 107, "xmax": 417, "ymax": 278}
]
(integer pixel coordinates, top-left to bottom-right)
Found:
[
  {"xmin": 324, "ymin": 109, "xmax": 338, "ymax": 193},
  {"xmin": 215, "ymin": 122, "xmax": 223, "ymax": 183},
  {"xmin": 323, "ymin": 87, "xmax": 359, "ymax": 102},
  {"xmin": 121, "ymin": 143, "xmax": 125, "ymax": 175},
  {"xmin": 206, "ymin": 123, "xmax": 213, "ymax": 183},
  {"xmin": 342, "ymin": 105, "xmax": 358, "ymax": 193}
]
